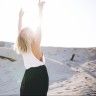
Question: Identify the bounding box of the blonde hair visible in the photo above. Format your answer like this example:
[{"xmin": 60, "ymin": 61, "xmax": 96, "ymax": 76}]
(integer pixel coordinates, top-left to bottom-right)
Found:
[{"xmin": 16, "ymin": 28, "xmax": 34, "ymax": 54}]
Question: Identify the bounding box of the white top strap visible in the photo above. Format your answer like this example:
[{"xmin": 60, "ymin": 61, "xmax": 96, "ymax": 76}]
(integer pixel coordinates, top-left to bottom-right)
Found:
[{"xmin": 22, "ymin": 51, "xmax": 45, "ymax": 69}]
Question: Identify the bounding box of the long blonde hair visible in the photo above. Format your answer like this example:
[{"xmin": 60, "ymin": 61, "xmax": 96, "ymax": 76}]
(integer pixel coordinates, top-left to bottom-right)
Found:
[{"xmin": 16, "ymin": 28, "xmax": 34, "ymax": 54}]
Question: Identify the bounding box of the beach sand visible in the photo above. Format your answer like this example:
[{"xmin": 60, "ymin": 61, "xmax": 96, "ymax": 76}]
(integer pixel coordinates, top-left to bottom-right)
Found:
[{"xmin": 0, "ymin": 42, "xmax": 96, "ymax": 96}]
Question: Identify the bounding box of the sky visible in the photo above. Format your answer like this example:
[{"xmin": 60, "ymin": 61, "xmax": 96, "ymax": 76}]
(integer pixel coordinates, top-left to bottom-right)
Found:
[{"xmin": 0, "ymin": 0, "xmax": 96, "ymax": 47}]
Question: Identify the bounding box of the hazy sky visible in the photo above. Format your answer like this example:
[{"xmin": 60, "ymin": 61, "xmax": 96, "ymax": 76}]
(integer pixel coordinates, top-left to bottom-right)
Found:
[{"xmin": 0, "ymin": 0, "xmax": 96, "ymax": 47}]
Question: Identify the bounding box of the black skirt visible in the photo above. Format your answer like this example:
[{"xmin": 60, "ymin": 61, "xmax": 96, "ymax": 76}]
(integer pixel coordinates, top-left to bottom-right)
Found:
[{"xmin": 20, "ymin": 65, "xmax": 49, "ymax": 96}]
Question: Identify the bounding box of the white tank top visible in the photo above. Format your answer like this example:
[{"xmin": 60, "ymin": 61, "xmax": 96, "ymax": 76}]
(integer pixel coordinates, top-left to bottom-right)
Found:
[{"xmin": 22, "ymin": 51, "xmax": 45, "ymax": 69}]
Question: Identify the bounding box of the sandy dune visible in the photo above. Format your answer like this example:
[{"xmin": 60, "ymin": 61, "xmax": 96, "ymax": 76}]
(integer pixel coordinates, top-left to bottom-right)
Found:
[
  {"xmin": 48, "ymin": 60, "xmax": 96, "ymax": 95},
  {"xmin": 0, "ymin": 42, "xmax": 96, "ymax": 96}
]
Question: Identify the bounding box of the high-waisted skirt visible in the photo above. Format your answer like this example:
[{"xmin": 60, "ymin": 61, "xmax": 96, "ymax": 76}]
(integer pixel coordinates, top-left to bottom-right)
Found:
[{"xmin": 20, "ymin": 65, "xmax": 49, "ymax": 96}]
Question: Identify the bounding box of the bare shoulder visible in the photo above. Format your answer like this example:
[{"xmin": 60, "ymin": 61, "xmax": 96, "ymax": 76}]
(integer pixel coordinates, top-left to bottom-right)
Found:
[{"xmin": 31, "ymin": 43, "xmax": 43, "ymax": 61}]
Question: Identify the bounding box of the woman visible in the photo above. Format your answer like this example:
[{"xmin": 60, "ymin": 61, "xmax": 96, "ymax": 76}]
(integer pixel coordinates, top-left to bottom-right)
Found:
[{"xmin": 16, "ymin": 0, "xmax": 49, "ymax": 96}]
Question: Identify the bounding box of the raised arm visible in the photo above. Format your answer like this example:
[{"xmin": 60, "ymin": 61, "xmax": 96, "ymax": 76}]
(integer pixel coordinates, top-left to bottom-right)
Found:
[
  {"xmin": 18, "ymin": 9, "xmax": 24, "ymax": 33},
  {"xmin": 34, "ymin": 0, "xmax": 45, "ymax": 46}
]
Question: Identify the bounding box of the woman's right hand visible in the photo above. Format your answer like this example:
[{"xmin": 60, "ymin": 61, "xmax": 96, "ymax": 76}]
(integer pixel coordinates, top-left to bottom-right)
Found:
[{"xmin": 38, "ymin": 0, "xmax": 45, "ymax": 11}]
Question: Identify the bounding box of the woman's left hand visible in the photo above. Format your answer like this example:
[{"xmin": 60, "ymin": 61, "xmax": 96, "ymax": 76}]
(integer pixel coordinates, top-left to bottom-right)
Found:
[{"xmin": 19, "ymin": 8, "xmax": 24, "ymax": 18}]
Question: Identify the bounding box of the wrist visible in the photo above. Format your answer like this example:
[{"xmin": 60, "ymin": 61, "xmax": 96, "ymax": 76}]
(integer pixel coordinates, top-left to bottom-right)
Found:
[{"xmin": 19, "ymin": 16, "xmax": 22, "ymax": 19}]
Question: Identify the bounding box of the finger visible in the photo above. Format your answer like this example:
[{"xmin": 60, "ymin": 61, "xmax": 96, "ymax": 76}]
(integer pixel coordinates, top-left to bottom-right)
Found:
[
  {"xmin": 42, "ymin": 1, "xmax": 45, "ymax": 4},
  {"xmin": 39, "ymin": 0, "xmax": 44, "ymax": 4},
  {"xmin": 20, "ymin": 8, "xmax": 22, "ymax": 13},
  {"xmin": 21, "ymin": 9, "xmax": 24, "ymax": 13},
  {"xmin": 19, "ymin": 9, "xmax": 24, "ymax": 16}
]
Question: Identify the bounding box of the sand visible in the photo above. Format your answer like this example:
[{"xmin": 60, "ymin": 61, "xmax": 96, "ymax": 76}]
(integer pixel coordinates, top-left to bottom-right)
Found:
[{"xmin": 0, "ymin": 42, "xmax": 96, "ymax": 96}]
